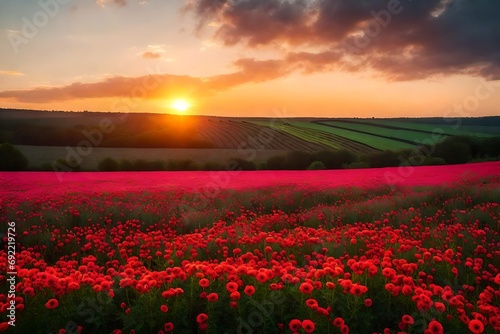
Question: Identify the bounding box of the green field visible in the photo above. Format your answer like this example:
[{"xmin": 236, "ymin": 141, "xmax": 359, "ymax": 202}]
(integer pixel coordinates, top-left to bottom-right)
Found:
[
  {"xmin": 287, "ymin": 121, "xmax": 417, "ymax": 151},
  {"xmin": 345, "ymin": 119, "xmax": 500, "ymax": 138},
  {"xmin": 316, "ymin": 121, "xmax": 448, "ymax": 145}
]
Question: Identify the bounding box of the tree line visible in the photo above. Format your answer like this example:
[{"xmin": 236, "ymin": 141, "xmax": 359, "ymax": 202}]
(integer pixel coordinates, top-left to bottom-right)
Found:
[{"xmin": 1, "ymin": 136, "xmax": 500, "ymax": 171}]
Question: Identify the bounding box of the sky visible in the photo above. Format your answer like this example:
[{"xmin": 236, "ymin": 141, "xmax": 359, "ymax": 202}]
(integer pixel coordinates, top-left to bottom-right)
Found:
[{"xmin": 0, "ymin": 0, "xmax": 499, "ymax": 118}]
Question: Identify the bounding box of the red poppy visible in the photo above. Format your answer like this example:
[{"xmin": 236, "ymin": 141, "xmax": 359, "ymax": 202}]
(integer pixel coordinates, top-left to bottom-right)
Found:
[
  {"xmin": 0, "ymin": 322, "xmax": 10, "ymax": 332},
  {"xmin": 207, "ymin": 293, "xmax": 218, "ymax": 302},
  {"xmin": 289, "ymin": 319, "xmax": 302, "ymax": 332},
  {"xmin": 333, "ymin": 317, "xmax": 345, "ymax": 328},
  {"xmin": 299, "ymin": 282, "xmax": 313, "ymax": 294},
  {"xmin": 468, "ymin": 319, "xmax": 484, "ymax": 334},
  {"xmin": 199, "ymin": 278, "xmax": 210, "ymax": 288},
  {"xmin": 196, "ymin": 313, "xmax": 208, "ymax": 323},
  {"xmin": 226, "ymin": 282, "xmax": 238, "ymax": 293},
  {"xmin": 302, "ymin": 319, "xmax": 315, "ymax": 333},
  {"xmin": 45, "ymin": 298, "xmax": 59, "ymax": 309},
  {"xmin": 427, "ymin": 320, "xmax": 444, "ymax": 334},
  {"xmin": 160, "ymin": 305, "xmax": 168, "ymax": 313},
  {"xmin": 163, "ymin": 322, "xmax": 174, "ymax": 332},
  {"xmin": 244, "ymin": 285, "xmax": 255, "ymax": 296}
]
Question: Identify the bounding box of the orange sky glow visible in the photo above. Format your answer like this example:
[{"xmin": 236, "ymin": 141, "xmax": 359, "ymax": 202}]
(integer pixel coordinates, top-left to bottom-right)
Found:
[{"xmin": 0, "ymin": 0, "xmax": 499, "ymax": 117}]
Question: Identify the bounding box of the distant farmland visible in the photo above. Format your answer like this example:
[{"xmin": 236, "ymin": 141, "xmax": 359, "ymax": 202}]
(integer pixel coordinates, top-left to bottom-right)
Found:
[
  {"xmin": 2, "ymin": 109, "xmax": 500, "ymax": 168},
  {"xmin": 15, "ymin": 145, "xmax": 287, "ymax": 170}
]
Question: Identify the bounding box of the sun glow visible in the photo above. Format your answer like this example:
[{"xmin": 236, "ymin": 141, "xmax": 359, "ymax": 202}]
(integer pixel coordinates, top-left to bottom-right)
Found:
[{"xmin": 170, "ymin": 99, "xmax": 191, "ymax": 113}]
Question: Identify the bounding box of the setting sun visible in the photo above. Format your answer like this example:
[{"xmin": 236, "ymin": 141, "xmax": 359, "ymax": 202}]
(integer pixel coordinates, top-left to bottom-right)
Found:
[{"xmin": 170, "ymin": 99, "xmax": 191, "ymax": 113}]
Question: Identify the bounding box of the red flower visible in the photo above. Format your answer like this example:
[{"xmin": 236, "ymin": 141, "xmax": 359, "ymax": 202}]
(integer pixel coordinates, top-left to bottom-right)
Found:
[
  {"xmin": 333, "ymin": 317, "xmax": 345, "ymax": 328},
  {"xmin": 244, "ymin": 285, "xmax": 255, "ymax": 296},
  {"xmin": 226, "ymin": 282, "xmax": 238, "ymax": 293},
  {"xmin": 364, "ymin": 298, "xmax": 372, "ymax": 307},
  {"xmin": 302, "ymin": 319, "xmax": 316, "ymax": 333},
  {"xmin": 160, "ymin": 305, "xmax": 168, "ymax": 313},
  {"xmin": 196, "ymin": 313, "xmax": 208, "ymax": 323},
  {"xmin": 468, "ymin": 319, "xmax": 484, "ymax": 334},
  {"xmin": 199, "ymin": 278, "xmax": 210, "ymax": 288},
  {"xmin": 207, "ymin": 292, "xmax": 218, "ymax": 302},
  {"xmin": 402, "ymin": 315, "xmax": 414, "ymax": 325},
  {"xmin": 0, "ymin": 322, "xmax": 10, "ymax": 332},
  {"xmin": 45, "ymin": 298, "xmax": 59, "ymax": 309},
  {"xmin": 427, "ymin": 320, "xmax": 444, "ymax": 334},
  {"xmin": 163, "ymin": 322, "xmax": 174, "ymax": 332},
  {"xmin": 289, "ymin": 319, "xmax": 302, "ymax": 332},
  {"xmin": 299, "ymin": 282, "xmax": 313, "ymax": 294}
]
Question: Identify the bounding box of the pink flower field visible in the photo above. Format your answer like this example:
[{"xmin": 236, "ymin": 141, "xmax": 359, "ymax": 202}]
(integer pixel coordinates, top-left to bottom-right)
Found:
[
  {"xmin": 1, "ymin": 161, "xmax": 499, "ymax": 199},
  {"xmin": 1, "ymin": 162, "xmax": 500, "ymax": 333}
]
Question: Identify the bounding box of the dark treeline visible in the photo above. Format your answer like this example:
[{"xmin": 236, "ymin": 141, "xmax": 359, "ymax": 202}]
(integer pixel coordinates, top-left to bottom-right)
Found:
[
  {"xmin": 0, "ymin": 115, "xmax": 213, "ymax": 148},
  {"xmin": 1, "ymin": 136, "xmax": 500, "ymax": 171}
]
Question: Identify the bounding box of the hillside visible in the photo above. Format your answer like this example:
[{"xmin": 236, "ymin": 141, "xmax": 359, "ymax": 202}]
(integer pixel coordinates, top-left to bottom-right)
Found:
[{"xmin": 1, "ymin": 109, "xmax": 500, "ymax": 170}]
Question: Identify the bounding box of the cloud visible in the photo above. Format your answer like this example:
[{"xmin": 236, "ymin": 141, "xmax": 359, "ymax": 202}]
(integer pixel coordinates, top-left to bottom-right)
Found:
[
  {"xmin": 0, "ymin": 59, "xmax": 295, "ymax": 103},
  {"xmin": 185, "ymin": 0, "xmax": 500, "ymax": 81},
  {"xmin": 142, "ymin": 51, "xmax": 161, "ymax": 59},
  {"xmin": 137, "ymin": 44, "xmax": 173, "ymax": 61},
  {"xmin": 0, "ymin": 70, "xmax": 24, "ymax": 76},
  {"xmin": 96, "ymin": 0, "xmax": 127, "ymax": 8}
]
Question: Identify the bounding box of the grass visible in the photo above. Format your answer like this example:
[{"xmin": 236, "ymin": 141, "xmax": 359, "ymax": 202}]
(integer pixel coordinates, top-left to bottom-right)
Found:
[
  {"xmin": 289, "ymin": 121, "xmax": 417, "ymax": 151},
  {"xmin": 349, "ymin": 119, "xmax": 499, "ymax": 137},
  {"xmin": 318, "ymin": 121, "xmax": 448, "ymax": 144}
]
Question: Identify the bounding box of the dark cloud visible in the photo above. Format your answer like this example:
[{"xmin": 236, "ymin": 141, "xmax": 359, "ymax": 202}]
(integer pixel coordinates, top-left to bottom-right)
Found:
[{"xmin": 186, "ymin": 0, "xmax": 500, "ymax": 80}]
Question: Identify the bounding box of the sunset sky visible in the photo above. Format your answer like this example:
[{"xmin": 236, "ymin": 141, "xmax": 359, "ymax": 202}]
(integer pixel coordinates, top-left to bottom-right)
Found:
[{"xmin": 0, "ymin": 0, "xmax": 499, "ymax": 117}]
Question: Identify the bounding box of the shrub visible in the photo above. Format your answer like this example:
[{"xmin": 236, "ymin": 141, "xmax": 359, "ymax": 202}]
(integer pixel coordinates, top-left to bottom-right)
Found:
[
  {"xmin": 118, "ymin": 159, "xmax": 134, "ymax": 171},
  {"xmin": 342, "ymin": 161, "xmax": 371, "ymax": 169},
  {"xmin": 432, "ymin": 137, "xmax": 472, "ymax": 164},
  {"xmin": 307, "ymin": 160, "xmax": 326, "ymax": 170},
  {"xmin": 0, "ymin": 143, "xmax": 29, "ymax": 171},
  {"xmin": 312, "ymin": 149, "xmax": 358, "ymax": 169},
  {"xmin": 201, "ymin": 162, "xmax": 225, "ymax": 171},
  {"xmin": 365, "ymin": 150, "xmax": 400, "ymax": 168},
  {"xmin": 283, "ymin": 151, "xmax": 313, "ymax": 170},
  {"xmin": 265, "ymin": 155, "xmax": 286, "ymax": 170},
  {"xmin": 98, "ymin": 157, "xmax": 120, "ymax": 171},
  {"xmin": 422, "ymin": 157, "xmax": 447, "ymax": 166},
  {"xmin": 228, "ymin": 158, "xmax": 257, "ymax": 171}
]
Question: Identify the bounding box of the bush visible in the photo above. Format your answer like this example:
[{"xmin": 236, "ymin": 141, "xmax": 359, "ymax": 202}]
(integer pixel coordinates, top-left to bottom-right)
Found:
[
  {"xmin": 432, "ymin": 137, "xmax": 472, "ymax": 164},
  {"xmin": 422, "ymin": 157, "xmax": 447, "ymax": 166},
  {"xmin": 228, "ymin": 158, "xmax": 257, "ymax": 171},
  {"xmin": 118, "ymin": 159, "xmax": 134, "ymax": 171},
  {"xmin": 312, "ymin": 149, "xmax": 357, "ymax": 169},
  {"xmin": 201, "ymin": 162, "xmax": 225, "ymax": 171},
  {"xmin": 307, "ymin": 160, "xmax": 326, "ymax": 170},
  {"xmin": 283, "ymin": 151, "xmax": 313, "ymax": 170},
  {"xmin": 166, "ymin": 159, "xmax": 199, "ymax": 171},
  {"xmin": 365, "ymin": 150, "xmax": 400, "ymax": 168},
  {"xmin": 0, "ymin": 143, "xmax": 29, "ymax": 171},
  {"xmin": 265, "ymin": 155, "xmax": 286, "ymax": 170},
  {"xmin": 342, "ymin": 161, "xmax": 371, "ymax": 169},
  {"xmin": 98, "ymin": 157, "xmax": 119, "ymax": 171}
]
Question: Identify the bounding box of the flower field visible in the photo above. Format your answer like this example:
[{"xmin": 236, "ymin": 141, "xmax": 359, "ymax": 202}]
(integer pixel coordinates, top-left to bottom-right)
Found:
[{"xmin": 1, "ymin": 163, "xmax": 500, "ymax": 333}]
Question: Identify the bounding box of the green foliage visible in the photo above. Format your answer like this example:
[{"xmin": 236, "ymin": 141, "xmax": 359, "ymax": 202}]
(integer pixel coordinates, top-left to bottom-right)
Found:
[
  {"xmin": 307, "ymin": 160, "xmax": 326, "ymax": 170},
  {"xmin": 432, "ymin": 137, "xmax": 472, "ymax": 164},
  {"xmin": 98, "ymin": 157, "xmax": 120, "ymax": 171},
  {"xmin": 364, "ymin": 150, "xmax": 400, "ymax": 168},
  {"xmin": 0, "ymin": 143, "xmax": 29, "ymax": 170},
  {"xmin": 228, "ymin": 158, "xmax": 257, "ymax": 171}
]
